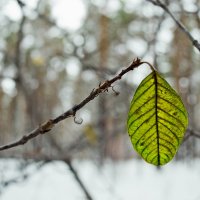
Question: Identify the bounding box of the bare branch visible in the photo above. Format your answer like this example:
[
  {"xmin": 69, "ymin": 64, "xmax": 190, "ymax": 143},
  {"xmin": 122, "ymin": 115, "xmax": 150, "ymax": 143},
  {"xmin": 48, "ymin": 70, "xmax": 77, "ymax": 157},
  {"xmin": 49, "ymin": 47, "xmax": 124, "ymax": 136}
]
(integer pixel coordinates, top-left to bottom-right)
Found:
[
  {"xmin": 146, "ymin": 0, "xmax": 200, "ymax": 52},
  {"xmin": 16, "ymin": 0, "xmax": 25, "ymax": 8},
  {"xmin": 64, "ymin": 159, "xmax": 93, "ymax": 200},
  {"xmin": 16, "ymin": 0, "xmax": 69, "ymax": 37},
  {"xmin": 0, "ymin": 58, "xmax": 143, "ymax": 151},
  {"xmin": 15, "ymin": 8, "xmax": 26, "ymax": 82},
  {"xmin": 141, "ymin": 10, "xmax": 167, "ymax": 66},
  {"xmin": 183, "ymin": 128, "xmax": 200, "ymax": 143},
  {"xmin": 0, "ymin": 153, "xmax": 92, "ymax": 199},
  {"xmin": 0, "ymin": 161, "xmax": 47, "ymax": 190}
]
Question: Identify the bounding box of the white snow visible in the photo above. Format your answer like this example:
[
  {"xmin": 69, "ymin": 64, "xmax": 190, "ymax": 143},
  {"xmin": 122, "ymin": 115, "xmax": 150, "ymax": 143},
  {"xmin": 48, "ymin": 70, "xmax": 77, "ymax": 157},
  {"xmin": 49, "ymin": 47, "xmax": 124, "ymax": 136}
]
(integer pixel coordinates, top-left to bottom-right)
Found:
[{"xmin": 0, "ymin": 159, "xmax": 200, "ymax": 200}]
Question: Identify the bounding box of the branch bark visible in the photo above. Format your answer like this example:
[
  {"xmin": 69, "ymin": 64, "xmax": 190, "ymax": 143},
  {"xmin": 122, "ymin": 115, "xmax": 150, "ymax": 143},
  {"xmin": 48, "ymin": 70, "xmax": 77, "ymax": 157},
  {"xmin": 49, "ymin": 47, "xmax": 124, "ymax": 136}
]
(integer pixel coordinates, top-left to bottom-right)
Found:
[
  {"xmin": 183, "ymin": 128, "xmax": 200, "ymax": 143},
  {"xmin": 64, "ymin": 159, "xmax": 93, "ymax": 200},
  {"xmin": 146, "ymin": 0, "xmax": 200, "ymax": 52},
  {"xmin": 0, "ymin": 58, "xmax": 144, "ymax": 151},
  {"xmin": 0, "ymin": 161, "xmax": 46, "ymax": 190}
]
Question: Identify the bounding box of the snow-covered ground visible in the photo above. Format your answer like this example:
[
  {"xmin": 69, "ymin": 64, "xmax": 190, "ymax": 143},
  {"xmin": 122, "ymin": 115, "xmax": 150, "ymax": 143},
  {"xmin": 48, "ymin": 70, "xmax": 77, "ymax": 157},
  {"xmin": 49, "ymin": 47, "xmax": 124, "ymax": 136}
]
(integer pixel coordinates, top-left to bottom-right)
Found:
[{"xmin": 0, "ymin": 159, "xmax": 200, "ymax": 200}]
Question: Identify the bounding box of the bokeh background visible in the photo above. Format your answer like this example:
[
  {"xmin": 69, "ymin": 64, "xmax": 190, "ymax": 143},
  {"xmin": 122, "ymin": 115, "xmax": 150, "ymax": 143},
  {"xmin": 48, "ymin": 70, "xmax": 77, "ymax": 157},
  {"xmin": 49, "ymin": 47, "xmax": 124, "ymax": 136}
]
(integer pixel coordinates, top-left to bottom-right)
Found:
[{"xmin": 0, "ymin": 0, "xmax": 200, "ymax": 199}]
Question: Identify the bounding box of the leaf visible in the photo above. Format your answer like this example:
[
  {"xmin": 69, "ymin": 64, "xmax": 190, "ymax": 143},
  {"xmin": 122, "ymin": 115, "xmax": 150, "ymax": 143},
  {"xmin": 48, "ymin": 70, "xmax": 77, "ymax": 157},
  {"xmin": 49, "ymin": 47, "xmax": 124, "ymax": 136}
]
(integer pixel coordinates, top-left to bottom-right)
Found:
[{"xmin": 127, "ymin": 71, "xmax": 188, "ymax": 166}]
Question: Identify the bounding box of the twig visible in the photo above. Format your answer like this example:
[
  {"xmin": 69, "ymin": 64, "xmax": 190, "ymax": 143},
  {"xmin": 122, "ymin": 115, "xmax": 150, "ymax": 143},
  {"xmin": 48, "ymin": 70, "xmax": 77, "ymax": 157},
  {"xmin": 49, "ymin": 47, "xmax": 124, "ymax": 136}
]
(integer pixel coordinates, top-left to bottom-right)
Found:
[
  {"xmin": 0, "ymin": 58, "xmax": 143, "ymax": 151},
  {"xmin": 64, "ymin": 159, "xmax": 93, "ymax": 200},
  {"xmin": 0, "ymin": 161, "xmax": 47, "ymax": 190},
  {"xmin": 16, "ymin": 0, "xmax": 69, "ymax": 37},
  {"xmin": 16, "ymin": 0, "xmax": 25, "ymax": 8},
  {"xmin": 15, "ymin": 9, "xmax": 26, "ymax": 82},
  {"xmin": 146, "ymin": 0, "xmax": 200, "ymax": 52},
  {"xmin": 183, "ymin": 128, "xmax": 200, "ymax": 143},
  {"xmin": 141, "ymin": 11, "xmax": 166, "ymax": 59},
  {"xmin": 0, "ymin": 154, "xmax": 93, "ymax": 199}
]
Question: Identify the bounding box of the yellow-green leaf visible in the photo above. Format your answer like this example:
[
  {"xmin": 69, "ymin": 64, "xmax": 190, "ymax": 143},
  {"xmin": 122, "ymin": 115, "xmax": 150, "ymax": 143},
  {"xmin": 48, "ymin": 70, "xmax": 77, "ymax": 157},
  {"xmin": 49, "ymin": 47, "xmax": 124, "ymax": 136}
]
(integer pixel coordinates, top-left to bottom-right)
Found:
[{"xmin": 127, "ymin": 71, "xmax": 188, "ymax": 166}]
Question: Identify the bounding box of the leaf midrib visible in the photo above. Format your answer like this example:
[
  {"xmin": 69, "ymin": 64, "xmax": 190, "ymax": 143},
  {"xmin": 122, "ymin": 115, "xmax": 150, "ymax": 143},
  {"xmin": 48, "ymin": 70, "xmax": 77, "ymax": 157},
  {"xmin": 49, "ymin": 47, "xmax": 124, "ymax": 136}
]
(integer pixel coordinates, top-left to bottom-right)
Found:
[{"xmin": 154, "ymin": 71, "xmax": 160, "ymax": 165}]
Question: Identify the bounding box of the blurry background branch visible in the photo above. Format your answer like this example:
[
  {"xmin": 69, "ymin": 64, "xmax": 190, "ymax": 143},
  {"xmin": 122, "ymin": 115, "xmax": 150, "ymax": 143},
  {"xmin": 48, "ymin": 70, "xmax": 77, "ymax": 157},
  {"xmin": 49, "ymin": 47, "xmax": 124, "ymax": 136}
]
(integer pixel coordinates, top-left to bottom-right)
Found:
[
  {"xmin": 184, "ymin": 128, "xmax": 200, "ymax": 143},
  {"xmin": 0, "ymin": 155, "xmax": 93, "ymax": 200},
  {"xmin": 146, "ymin": 0, "xmax": 200, "ymax": 52},
  {"xmin": 64, "ymin": 159, "xmax": 93, "ymax": 200},
  {"xmin": 0, "ymin": 160, "xmax": 47, "ymax": 192}
]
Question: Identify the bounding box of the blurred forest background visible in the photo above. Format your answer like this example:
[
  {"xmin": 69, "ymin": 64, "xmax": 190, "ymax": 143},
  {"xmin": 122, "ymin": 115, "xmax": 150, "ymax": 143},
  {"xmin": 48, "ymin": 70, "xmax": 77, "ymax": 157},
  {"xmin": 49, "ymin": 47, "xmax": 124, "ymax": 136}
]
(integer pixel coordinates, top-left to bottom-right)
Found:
[{"xmin": 0, "ymin": 0, "xmax": 200, "ymax": 198}]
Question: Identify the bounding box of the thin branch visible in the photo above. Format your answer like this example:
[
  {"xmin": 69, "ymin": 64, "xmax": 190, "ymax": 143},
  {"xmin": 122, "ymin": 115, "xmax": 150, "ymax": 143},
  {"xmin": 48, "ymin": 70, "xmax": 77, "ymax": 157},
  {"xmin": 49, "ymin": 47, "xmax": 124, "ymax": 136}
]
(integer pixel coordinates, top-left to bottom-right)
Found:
[
  {"xmin": 16, "ymin": 0, "xmax": 69, "ymax": 37},
  {"xmin": 141, "ymin": 10, "xmax": 167, "ymax": 60},
  {"xmin": 146, "ymin": 0, "xmax": 200, "ymax": 52},
  {"xmin": 183, "ymin": 128, "xmax": 200, "ymax": 143},
  {"xmin": 0, "ymin": 58, "xmax": 143, "ymax": 151},
  {"xmin": 64, "ymin": 159, "xmax": 93, "ymax": 200},
  {"xmin": 0, "ymin": 154, "xmax": 93, "ymax": 199},
  {"xmin": 16, "ymin": 0, "xmax": 25, "ymax": 8},
  {"xmin": 0, "ymin": 161, "xmax": 47, "ymax": 190},
  {"xmin": 15, "ymin": 8, "xmax": 26, "ymax": 82}
]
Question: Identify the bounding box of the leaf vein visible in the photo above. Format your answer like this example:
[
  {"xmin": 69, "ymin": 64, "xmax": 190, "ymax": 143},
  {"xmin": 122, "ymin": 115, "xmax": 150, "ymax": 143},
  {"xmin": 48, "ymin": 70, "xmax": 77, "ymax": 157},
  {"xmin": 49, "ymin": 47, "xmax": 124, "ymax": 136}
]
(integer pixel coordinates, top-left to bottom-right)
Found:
[
  {"xmin": 158, "ymin": 96, "xmax": 187, "ymax": 119},
  {"xmin": 158, "ymin": 121, "xmax": 180, "ymax": 145},
  {"xmin": 159, "ymin": 143, "xmax": 174, "ymax": 156},
  {"xmin": 132, "ymin": 83, "xmax": 154, "ymax": 105},
  {"xmin": 135, "ymin": 124, "xmax": 156, "ymax": 147},
  {"xmin": 129, "ymin": 94, "xmax": 155, "ymax": 116},
  {"xmin": 159, "ymin": 131, "xmax": 178, "ymax": 151},
  {"xmin": 157, "ymin": 106, "xmax": 186, "ymax": 129},
  {"xmin": 157, "ymin": 82, "xmax": 180, "ymax": 99},
  {"xmin": 141, "ymin": 136, "xmax": 157, "ymax": 157},
  {"xmin": 128, "ymin": 113, "xmax": 155, "ymax": 135},
  {"xmin": 158, "ymin": 116, "xmax": 183, "ymax": 133},
  {"xmin": 129, "ymin": 106, "xmax": 155, "ymax": 126},
  {"xmin": 145, "ymin": 147, "xmax": 158, "ymax": 161}
]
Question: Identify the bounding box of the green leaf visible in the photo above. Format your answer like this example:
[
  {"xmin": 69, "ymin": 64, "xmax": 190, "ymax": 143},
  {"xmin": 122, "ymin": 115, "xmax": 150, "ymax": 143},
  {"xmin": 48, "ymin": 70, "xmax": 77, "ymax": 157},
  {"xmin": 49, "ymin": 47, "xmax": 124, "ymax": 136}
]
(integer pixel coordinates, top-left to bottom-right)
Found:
[{"xmin": 127, "ymin": 71, "xmax": 188, "ymax": 166}]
